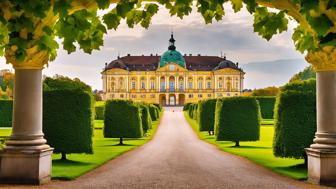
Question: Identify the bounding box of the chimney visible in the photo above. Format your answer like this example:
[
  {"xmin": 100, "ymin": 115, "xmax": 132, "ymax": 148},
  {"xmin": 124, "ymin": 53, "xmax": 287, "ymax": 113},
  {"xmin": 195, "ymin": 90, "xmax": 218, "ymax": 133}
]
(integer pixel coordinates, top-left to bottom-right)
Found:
[
  {"xmin": 236, "ymin": 62, "xmax": 239, "ymax": 67},
  {"xmin": 150, "ymin": 54, "xmax": 153, "ymax": 56},
  {"xmin": 197, "ymin": 54, "xmax": 201, "ymax": 56},
  {"xmin": 127, "ymin": 54, "xmax": 130, "ymax": 56},
  {"xmin": 189, "ymin": 54, "xmax": 192, "ymax": 56}
]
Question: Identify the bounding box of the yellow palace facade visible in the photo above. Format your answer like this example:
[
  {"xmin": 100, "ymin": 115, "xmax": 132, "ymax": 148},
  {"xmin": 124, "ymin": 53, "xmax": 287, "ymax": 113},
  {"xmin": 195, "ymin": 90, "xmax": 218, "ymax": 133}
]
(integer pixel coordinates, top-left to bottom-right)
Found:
[{"xmin": 102, "ymin": 34, "xmax": 245, "ymax": 106}]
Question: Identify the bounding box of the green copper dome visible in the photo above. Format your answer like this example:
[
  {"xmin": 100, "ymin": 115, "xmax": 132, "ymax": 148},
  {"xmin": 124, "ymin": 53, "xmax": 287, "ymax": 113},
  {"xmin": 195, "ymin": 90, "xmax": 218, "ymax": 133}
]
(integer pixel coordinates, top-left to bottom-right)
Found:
[
  {"xmin": 159, "ymin": 33, "xmax": 186, "ymax": 68},
  {"xmin": 159, "ymin": 50, "xmax": 186, "ymax": 68}
]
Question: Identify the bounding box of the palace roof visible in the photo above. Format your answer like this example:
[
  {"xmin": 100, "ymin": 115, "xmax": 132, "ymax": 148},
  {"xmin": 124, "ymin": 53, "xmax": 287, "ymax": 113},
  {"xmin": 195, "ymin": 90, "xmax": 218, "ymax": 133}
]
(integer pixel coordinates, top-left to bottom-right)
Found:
[{"xmin": 104, "ymin": 55, "xmax": 243, "ymax": 72}]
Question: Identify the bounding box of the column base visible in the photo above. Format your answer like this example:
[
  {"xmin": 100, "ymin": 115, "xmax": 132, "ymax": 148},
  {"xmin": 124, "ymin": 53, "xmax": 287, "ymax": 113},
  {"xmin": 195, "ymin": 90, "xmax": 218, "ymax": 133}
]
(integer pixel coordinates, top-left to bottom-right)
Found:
[
  {"xmin": 306, "ymin": 148, "xmax": 336, "ymax": 186},
  {"xmin": 0, "ymin": 147, "xmax": 53, "ymax": 185}
]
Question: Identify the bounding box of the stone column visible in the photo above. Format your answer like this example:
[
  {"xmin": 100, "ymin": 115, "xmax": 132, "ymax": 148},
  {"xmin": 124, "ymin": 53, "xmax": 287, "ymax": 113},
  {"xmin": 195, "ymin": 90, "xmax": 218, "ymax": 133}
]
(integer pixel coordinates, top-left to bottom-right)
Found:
[
  {"xmin": 0, "ymin": 69, "xmax": 53, "ymax": 184},
  {"xmin": 166, "ymin": 94, "xmax": 169, "ymax": 105},
  {"xmin": 166, "ymin": 76, "xmax": 169, "ymax": 91},
  {"xmin": 306, "ymin": 47, "xmax": 336, "ymax": 185}
]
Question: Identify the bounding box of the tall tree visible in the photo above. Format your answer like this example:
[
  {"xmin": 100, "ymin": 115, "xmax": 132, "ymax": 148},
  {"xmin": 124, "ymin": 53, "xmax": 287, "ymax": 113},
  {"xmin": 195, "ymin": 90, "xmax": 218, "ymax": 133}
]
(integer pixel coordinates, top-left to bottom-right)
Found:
[{"xmin": 289, "ymin": 66, "xmax": 316, "ymax": 83}]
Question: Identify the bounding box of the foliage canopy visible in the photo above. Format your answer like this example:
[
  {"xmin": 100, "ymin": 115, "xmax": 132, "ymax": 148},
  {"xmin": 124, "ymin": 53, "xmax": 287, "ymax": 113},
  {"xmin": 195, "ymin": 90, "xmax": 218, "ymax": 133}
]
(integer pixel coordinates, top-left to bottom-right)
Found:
[{"xmin": 0, "ymin": 0, "xmax": 334, "ymax": 67}]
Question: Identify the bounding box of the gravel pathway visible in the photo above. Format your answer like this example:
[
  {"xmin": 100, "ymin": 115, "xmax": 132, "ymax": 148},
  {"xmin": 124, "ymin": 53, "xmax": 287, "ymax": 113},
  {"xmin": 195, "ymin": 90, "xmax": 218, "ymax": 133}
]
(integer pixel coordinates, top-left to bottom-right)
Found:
[{"xmin": 2, "ymin": 107, "xmax": 332, "ymax": 189}]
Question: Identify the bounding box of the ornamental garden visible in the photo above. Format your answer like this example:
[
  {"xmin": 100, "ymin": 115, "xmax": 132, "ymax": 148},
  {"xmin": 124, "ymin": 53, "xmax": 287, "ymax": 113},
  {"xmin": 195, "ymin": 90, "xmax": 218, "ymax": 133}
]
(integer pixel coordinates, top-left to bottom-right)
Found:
[
  {"xmin": 184, "ymin": 77, "xmax": 316, "ymax": 179},
  {"xmin": 0, "ymin": 76, "xmax": 163, "ymax": 179},
  {"xmin": 0, "ymin": 0, "xmax": 335, "ymax": 187}
]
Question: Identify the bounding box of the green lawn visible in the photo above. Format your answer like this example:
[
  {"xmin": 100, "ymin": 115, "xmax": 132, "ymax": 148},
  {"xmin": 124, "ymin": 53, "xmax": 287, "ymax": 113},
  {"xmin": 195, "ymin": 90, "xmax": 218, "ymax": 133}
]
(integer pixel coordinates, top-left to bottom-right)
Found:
[
  {"xmin": 184, "ymin": 112, "xmax": 307, "ymax": 180},
  {"xmin": 95, "ymin": 101, "xmax": 106, "ymax": 107},
  {"xmin": 0, "ymin": 128, "xmax": 11, "ymax": 137},
  {"xmin": 0, "ymin": 114, "xmax": 162, "ymax": 180}
]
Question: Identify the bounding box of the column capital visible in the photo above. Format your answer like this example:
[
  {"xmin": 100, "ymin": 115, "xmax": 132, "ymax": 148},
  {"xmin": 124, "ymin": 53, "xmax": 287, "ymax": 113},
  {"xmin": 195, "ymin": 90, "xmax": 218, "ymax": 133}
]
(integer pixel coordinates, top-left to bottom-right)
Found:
[
  {"xmin": 6, "ymin": 46, "xmax": 48, "ymax": 70},
  {"xmin": 306, "ymin": 46, "xmax": 336, "ymax": 72}
]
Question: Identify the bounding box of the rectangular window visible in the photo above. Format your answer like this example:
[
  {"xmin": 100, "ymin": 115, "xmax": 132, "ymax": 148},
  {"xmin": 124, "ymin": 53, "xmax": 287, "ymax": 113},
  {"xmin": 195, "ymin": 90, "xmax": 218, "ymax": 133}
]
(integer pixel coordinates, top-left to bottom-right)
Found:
[
  {"xmin": 207, "ymin": 94, "xmax": 211, "ymax": 97},
  {"xmin": 150, "ymin": 94, "xmax": 155, "ymax": 98},
  {"xmin": 151, "ymin": 82, "xmax": 155, "ymax": 89},
  {"xmin": 120, "ymin": 94, "xmax": 124, "ymax": 98},
  {"xmin": 141, "ymin": 82, "xmax": 145, "ymax": 89},
  {"xmin": 207, "ymin": 82, "xmax": 211, "ymax": 89},
  {"xmin": 132, "ymin": 82, "xmax": 136, "ymax": 89},
  {"xmin": 198, "ymin": 82, "xmax": 203, "ymax": 89},
  {"xmin": 219, "ymin": 81, "xmax": 222, "ymax": 88},
  {"xmin": 132, "ymin": 94, "xmax": 136, "ymax": 98},
  {"xmin": 198, "ymin": 94, "xmax": 203, "ymax": 98},
  {"xmin": 179, "ymin": 83, "xmax": 183, "ymax": 90},
  {"xmin": 188, "ymin": 82, "xmax": 193, "ymax": 89},
  {"xmin": 141, "ymin": 94, "xmax": 146, "ymax": 98},
  {"xmin": 188, "ymin": 94, "xmax": 193, "ymax": 98}
]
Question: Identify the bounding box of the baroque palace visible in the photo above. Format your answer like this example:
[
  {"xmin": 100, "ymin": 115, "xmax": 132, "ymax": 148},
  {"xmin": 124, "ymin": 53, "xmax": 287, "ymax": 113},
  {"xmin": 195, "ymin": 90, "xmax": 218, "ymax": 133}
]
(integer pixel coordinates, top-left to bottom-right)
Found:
[{"xmin": 102, "ymin": 34, "xmax": 245, "ymax": 106}]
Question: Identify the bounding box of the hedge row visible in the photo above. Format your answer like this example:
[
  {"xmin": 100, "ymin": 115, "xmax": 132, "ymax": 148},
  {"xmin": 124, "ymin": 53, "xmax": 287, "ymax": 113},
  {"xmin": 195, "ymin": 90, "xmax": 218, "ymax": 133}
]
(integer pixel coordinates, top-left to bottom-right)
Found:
[
  {"xmin": 215, "ymin": 97, "xmax": 261, "ymax": 146},
  {"xmin": 149, "ymin": 104, "xmax": 160, "ymax": 121},
  {"xmin": 43, "ymin": 89, "xmax": 93, "ymax": 160},
  {"xmin": 198, "ymin": 99, "xmax": 216, "ymax": 134},
  {"xmin": 104, "ymin": 100, "xmax": 161, "ymax": 145},
  {"xmin": 188, "ymin": 103, "xmax": 198, "ymax": 120},
  {"xmin": 0, "ymin": 100, "xmax": 12, "ymax": 127},
  {"xmin": 273, "ymin": 79, "xmax": 316, "ymax": 160},
  {"xmin": 183, "ymin": 103, "xmax": 192, "ymax": 111},
  {"xmin": 255, "ymin": 97, "xmax": 276, "ymax": 119},
  {"xmin": 138, "ymin": 104, "xmax": 153, "ymax": 133}
]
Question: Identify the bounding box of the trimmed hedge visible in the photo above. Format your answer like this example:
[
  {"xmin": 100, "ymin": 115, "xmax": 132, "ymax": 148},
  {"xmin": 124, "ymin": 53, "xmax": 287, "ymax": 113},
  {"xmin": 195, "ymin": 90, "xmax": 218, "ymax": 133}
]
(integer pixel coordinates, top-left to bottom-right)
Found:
[
  {"xmin": 95, "ymin": 106, "xmax": 105, "ymax": 120},
  {"xmin": 153, "ymin": 103, "xmax": 162, "ymax": 111},
  {"xmin": 43, "ymin": 90, "xmax": 93, "ymax": 160},
  {"xmin": 183, "ymin": 103, "xmax": 192, "ymax": 111},
  {"xmin": 149, "ymin": 104, "xmax": 159, "ymax": 121},
  {"xmin": 255, "ymin": 97, "xmax": 276, "ymax": 119},
  {"xmin": 193, "ymin": 103, "xmax": 198, "ymax": 120},
  {"xmin": 188, "ymin": 104, "xmax": 195, "ymax": 119},
  {"xmin": 0, "ymin": 100, "xmax": 12, "ymax": 127},
  {"xmin": 273, "ymin": 79, "xmax": 316, "ymax": 160},
  {"xmin": 215, "ymin": 97, "xmax": 261, "ymax": 146},
  {"xmin": 138, "ymin": 104, "xmax": 153, "ymax": 133},
  {"xmin": 198, "ymin": 99, "xmax": 217, "ymax": 134},
  {"xmin": 104, "ymin": 100, "xmax": 143, "ymax": 144}
]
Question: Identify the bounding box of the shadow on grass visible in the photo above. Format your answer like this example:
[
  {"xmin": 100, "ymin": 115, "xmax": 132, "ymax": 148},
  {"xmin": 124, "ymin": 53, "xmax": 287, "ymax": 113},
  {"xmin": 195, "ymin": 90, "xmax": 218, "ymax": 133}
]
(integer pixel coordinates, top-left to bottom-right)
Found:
[
  {"xmin": 274, "ymin": 163, "xmax": 307, "ymax": 180},
  {"xmin": 52, "ymin": 159, "xmax": 93, "ymax": 166},
  {"xmin": 99, "ymin": 143, "xmax": 137, "ymax": 147},
  {"xmin": 227, "ymin": 146, "xmax": 271, "ymax": 149}
]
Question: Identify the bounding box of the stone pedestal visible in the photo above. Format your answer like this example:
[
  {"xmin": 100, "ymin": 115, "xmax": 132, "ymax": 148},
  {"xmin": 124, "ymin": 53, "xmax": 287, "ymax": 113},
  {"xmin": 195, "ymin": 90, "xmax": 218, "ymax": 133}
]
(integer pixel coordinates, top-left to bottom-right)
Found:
[
  {"xmin": 306, "ymin": 148, "xmax": 336, "ymax": 185},
  {"xmin": 0, "ymin": 148, "xmax": 53, "ymax": 184},
  {"xmin": 0, "ymin": 69, "xmax": 53, "ymax": 184},
  {"xmin": 306, "ymin": 71, "xmax": 336, "ymax": 186}
]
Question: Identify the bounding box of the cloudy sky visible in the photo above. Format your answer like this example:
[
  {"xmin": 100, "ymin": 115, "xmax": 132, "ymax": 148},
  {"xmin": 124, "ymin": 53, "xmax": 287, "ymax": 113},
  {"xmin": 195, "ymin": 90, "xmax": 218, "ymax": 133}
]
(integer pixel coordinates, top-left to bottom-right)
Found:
[{"xmin": 0, "ymin": 4, "xmax": 309, "ymax": 90}]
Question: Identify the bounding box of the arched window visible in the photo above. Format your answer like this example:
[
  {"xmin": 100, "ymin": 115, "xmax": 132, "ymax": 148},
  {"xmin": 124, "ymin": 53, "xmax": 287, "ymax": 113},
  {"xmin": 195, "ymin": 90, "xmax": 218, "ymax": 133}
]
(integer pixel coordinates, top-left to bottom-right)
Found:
[
  {"xmin": 198, "ymin": 77, "xmax": 203, "ymax": 89},
  {"xmin": 188, "ymin": 77, "xmax": 193, "ymax": 89},
  {"xmin": 150, "ymin": 77, "xmax": 155, "ymax": 89},
  {"xmin": 206, "ymin": 77, "xmax": 211, "ymax": 89},
  {"xmin": 141, "ymin": 77, "xmax": 145, "ymax": 89},
  {"xmin": 179, "ymin": 77, "xmax": 184, "ymax": 90},
  {"xmin": 218, "ymin": 77, "xmax": 223, "ymax": 88},
  {"xmin": 160, "ymin": 76, "xmax": 165, "ymax": 91},
  {"xmin": 131, "ymin": 77, "xmax": 136, "ymax": 90}
]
